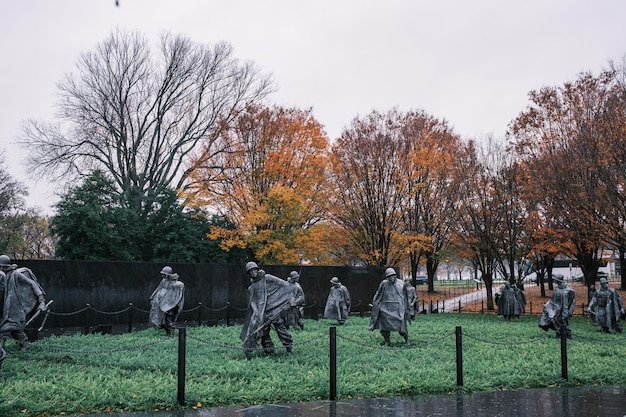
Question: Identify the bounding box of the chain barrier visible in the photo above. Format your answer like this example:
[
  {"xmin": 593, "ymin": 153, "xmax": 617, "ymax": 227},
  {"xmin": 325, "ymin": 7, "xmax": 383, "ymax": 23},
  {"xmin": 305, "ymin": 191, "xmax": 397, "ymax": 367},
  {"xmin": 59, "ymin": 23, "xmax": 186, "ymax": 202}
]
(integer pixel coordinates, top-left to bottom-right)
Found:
[
  {"xmin": 89, "ymin": 306, "xmax": 132, "ymax": 315},
  {"xmin": 198, "ymin": 303, "xmax": 230, "ymax": 312},
  {"xmin": 336, "ymin": 331, "xmax": 455, "ymax": 351},
  {"xmin": 185, "ymin": 329, "xmax": 327, "ymax": 353},
  {"xmin": 570, "ymin": 332, "xmax": 626, "ymax": 343},
  {"xmin": 29, "ymin": 335, "xmax": 174, "ymax": 355},
  {"xmin": 463, "ymin": 332, "xmax": 552, "ymax": 345},
  {"xmin": 48, "ymin": 307, "xmax": 90, "ymax": 316}
]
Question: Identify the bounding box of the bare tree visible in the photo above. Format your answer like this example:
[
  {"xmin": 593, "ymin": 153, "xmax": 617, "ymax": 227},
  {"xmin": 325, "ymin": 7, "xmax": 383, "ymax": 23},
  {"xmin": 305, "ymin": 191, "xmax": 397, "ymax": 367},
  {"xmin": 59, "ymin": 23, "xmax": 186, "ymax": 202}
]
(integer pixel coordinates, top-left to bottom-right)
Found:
[
  {"xmin": 328, "ymin": 109, "xmax": 410, "ymax": 268},
  {"xmin": 19, "ymin": 29, "xmax": 273, "ymax": 210}
]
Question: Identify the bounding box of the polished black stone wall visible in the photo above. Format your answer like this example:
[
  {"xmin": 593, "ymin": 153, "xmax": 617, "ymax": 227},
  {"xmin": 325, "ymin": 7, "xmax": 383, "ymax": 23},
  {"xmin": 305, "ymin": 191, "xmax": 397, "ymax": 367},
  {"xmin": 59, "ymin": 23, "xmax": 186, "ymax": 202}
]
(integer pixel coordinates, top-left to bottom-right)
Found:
[{"xmin": 18, "ymin": 260, "xmax": 384, "ymax": 327}]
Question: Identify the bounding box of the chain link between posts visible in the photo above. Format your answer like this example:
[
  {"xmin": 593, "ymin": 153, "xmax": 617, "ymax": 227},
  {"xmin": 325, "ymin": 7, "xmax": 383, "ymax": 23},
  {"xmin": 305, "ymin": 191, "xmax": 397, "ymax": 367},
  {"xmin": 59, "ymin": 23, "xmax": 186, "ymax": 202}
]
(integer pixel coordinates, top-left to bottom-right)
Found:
[{"xmin": 28, "ymin": 335, "xmax": 174, "ymax": 354}]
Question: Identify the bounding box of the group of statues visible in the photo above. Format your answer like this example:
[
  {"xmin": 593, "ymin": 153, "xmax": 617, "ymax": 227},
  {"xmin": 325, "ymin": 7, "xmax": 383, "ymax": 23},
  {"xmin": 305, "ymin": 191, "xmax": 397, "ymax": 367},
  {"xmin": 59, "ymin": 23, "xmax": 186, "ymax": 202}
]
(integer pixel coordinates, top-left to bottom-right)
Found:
[
  {"xmin": 237, "ymin": 264, "xmax": 422, "ymax": 354},
  {"xmin": 2, "ymin": 252, "xmax": 626, "ymax": 365},
  {"xmin": 495, "ymin": 281, "xmax": 526, "ymax": 320},
  {"xmin": 494, "ymin": 273, "xmax": 625, "ymax": 339}
]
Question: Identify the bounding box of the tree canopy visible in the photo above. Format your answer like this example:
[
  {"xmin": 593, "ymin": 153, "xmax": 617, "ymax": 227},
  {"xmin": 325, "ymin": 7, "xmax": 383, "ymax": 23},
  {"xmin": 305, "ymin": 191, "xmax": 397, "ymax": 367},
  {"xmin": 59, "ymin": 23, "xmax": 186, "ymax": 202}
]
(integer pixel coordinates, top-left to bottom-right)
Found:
[
  {"xmin": 19, "ymin": 28, "xmax": 273, "ymax": 213},
  {"xmin": 184, "ymin": 104, "xmax": 331, "ymax": 264}
]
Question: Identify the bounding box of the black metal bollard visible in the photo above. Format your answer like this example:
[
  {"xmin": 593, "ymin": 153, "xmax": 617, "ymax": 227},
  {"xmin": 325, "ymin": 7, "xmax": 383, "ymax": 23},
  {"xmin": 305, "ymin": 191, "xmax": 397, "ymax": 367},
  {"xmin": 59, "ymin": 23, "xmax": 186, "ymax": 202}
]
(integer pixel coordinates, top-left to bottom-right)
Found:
[
  {"xmin": 178, "ymin": 327, "xmax": 186, "ymax": 406},
  {"xmin": 455, "ymin": 326, "xmax": 463, "ymax": 386},
  {"xmin": 226, "ymin": 302, "xmax": 231, "ymax": 326},
  {"xmin": 127, "ymin": 303, "xmax": 133, "ymax": 333},
  {"xmin": 84, "ymin": 304, "xmax": 92, "ymax": 335},
  {"xmin": 197, "ymin": 302, "xmax": 202, "ymax": 326},
  {"xmin": 560, "ymin": 326, "xmax": 568, "ymax": 380},
  {"xmin": 330, "ymin": 326, "xmax": 337, "ymax": 400}
]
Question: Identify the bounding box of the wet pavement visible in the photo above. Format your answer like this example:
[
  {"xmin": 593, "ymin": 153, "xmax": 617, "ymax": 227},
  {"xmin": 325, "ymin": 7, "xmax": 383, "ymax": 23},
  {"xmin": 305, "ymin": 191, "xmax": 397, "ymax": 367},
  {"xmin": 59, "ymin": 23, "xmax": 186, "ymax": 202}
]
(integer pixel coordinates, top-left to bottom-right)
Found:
[{"xmin": 77, "ymin": 385, "xmax": 626, "ymax": 417}]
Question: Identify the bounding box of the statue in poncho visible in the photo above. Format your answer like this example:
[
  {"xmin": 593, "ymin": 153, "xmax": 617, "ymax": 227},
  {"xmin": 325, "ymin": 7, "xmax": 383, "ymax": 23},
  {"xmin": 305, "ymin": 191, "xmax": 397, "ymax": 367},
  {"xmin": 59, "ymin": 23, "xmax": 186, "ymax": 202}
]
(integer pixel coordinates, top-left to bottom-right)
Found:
[
  {"xmin": 323, "ymin": 277, "xmax": 351, "ymax": 325},
  {"xmin": 286, "ymin": 270, "xmax": 305, "ymax": 330},
  {"xmin": 404, "ymin": 277, "xmax": 419, "ymax": 321},
  {"xmin": 369, "ymin": 268, "xmax": 410, "ymax": 346},
  {"xmin": 495, "ymin": 281, "xmax": 526, "ymax": 320},
  {"xmin": 149, "ymin": 266, "xmax": 185, "ymax": 336},
  {"xmin": 0, "ymin": 255, "xmax": 48, "ymax": 365},
  {"xmin": 240, "ymin": 262, "xmax": 294, "ymax": 355},
  {"xmin": 587, "ymin": 277, "xmax": 625, "ymax": 333},
  {"xmin": 539, "ymin": 275, "xmax": 576, "ymax": 339}
]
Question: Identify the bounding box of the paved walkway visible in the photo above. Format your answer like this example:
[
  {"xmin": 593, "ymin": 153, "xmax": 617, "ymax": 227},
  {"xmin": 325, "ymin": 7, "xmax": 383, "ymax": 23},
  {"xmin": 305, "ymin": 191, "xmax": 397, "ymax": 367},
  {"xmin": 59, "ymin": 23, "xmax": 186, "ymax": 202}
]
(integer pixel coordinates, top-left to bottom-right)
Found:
[
  {"xmin": 422, "ymin": 288, "xmax": 488, "ymax": 313},
  {"xmin": 78, "ymin": 385, "xmax": 626, "ymax": 417}
]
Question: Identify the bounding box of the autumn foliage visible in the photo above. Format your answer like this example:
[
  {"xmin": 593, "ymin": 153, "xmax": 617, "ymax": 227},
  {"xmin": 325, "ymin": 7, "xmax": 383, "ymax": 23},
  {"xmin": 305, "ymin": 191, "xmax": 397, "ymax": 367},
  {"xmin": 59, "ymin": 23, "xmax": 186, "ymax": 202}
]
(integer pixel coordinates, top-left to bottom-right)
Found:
[{"xmin": 183, "ymin": 104, "xmax": 331, "ymax": 264}]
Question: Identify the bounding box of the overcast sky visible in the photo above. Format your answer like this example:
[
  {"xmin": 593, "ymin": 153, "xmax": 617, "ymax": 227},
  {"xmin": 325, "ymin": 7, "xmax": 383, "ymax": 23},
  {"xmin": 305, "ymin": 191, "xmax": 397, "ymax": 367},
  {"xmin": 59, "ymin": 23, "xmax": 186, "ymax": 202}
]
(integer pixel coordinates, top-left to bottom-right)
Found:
[{"xmin": 3, "ymin": 0, "xmax": 626, "ymax": 213}]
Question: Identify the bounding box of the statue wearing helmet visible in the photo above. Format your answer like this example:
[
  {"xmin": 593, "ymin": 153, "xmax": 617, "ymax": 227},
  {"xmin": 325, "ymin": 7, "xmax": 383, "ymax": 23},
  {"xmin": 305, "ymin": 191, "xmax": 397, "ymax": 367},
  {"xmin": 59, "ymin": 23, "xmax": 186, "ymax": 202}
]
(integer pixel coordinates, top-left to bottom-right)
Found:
[
  {"xmin": 587, "ymin": 276, "xmax": 625, "ymax": 333},
  {"xmin": 369, "ymin": 267, "xmax": 410, "ymax": 346},
  {"xmin": 149, "ymin": 266, "xmax": 185, "ymax": 336},
  {"xmin": 403, "ymin": 277, "xmax": 419, "ymax": 321},
  {"xmin": 0, "ymin": 255, "xmax": 47, "ymax": 357},
  {"xmin": 323, "ymin": 276, "xmax": 351, "ymax": 325},
  {"xmin": 240, "ymin": 261, "xmax": 294, "ymax": 355},
  {"xmin": 286, "ymin": 271, "xmax": 306, "ymax": 330}
]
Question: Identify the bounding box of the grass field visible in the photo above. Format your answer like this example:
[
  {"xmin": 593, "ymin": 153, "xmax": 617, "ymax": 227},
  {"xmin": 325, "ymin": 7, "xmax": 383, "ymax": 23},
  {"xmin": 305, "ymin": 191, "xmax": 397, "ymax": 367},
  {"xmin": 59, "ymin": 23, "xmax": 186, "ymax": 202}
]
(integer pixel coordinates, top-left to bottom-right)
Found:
[{"xmin": 1, "ymin": 313, "xmax": 626, "ymax": 417}]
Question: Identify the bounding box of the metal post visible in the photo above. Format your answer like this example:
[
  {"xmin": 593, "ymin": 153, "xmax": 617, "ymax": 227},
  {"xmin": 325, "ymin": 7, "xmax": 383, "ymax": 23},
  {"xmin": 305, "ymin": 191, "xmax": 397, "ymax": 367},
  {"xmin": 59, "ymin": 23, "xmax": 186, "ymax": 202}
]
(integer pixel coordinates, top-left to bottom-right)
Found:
[
  {"xmin": 127, "ymin": 303, "xmax": 133, "ymax": 333},
  {"xmin": 84, "ymin": 304, "xmax": 91, "ymax": 335},
  {"xmin": 330, "ymin": 326, "xmax": 337, "ymax": 400},
  {"xmin": 226, "ymin": 302, "xmax": 231, "ymax": 326},
  {"xmin": 178, "ymin": 327, "xmax": 186, "ymax": 406},
  {"xmin": 197, "ymin": 302, "xmax": 202, "ymax": 326},
  {"xmin": 560, "ymin": 326, "xmax": 568, "ymax": 380},
  {"xmin": 455, "ymin": 326, "xmax": 463, "ymax": 386},
  {"xmin": 458, "ymin": 300, "xmax": 461, "ymax": 313}
]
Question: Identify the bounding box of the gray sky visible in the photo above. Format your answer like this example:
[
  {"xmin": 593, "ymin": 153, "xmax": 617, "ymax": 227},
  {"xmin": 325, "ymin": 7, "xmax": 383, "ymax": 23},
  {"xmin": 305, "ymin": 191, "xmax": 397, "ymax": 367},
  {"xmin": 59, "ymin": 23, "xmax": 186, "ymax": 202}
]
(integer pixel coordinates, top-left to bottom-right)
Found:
[{"xmin": 2, "ymin": 0, "xmax": 626, "ymax": 213}]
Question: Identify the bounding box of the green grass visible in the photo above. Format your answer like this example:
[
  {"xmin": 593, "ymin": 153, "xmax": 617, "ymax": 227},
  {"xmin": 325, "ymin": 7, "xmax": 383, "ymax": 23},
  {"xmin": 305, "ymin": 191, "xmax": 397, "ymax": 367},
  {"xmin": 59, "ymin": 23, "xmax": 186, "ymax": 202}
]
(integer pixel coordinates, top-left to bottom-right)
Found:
[{"xmin": 1, "ymin": 314, "xmax": 625, "ymax": 416}]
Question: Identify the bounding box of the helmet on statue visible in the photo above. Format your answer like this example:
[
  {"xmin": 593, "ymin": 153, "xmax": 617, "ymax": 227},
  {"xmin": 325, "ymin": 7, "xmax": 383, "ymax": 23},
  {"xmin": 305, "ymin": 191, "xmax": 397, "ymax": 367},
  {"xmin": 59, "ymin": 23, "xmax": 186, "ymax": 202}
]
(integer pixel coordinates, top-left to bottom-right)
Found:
[
  {"xmin": 385, "ymin": 268, "xmax": 397, "ymax": 278},
  {"xmin": 245, "ymin": 261, "xmax": 259, "ymax": 273}
]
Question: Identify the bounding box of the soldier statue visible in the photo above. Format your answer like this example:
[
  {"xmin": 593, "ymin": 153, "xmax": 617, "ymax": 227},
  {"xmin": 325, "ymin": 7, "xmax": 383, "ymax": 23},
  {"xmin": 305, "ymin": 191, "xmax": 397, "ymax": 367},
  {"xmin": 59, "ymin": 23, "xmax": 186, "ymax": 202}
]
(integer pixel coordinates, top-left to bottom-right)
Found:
[
  {"xmin": 286, "ymin": 270, "xmax": 305, "ymax": 330},
  {"xmin": 149, "ymin": 266, "xmax": 185, "ymax": 336},
  {"xmin": 0, "ymin": 255, "xmax": 48, "ymax": 366},
  {"xmin": 587, "ymin": 277, "xmax": 625, "ymax": 333},
  {"xmin": 323, "ymin": 277, "xmax": 351, "ymax": 325},
  {"xmin": 539, "ymin": 275, "xmax": 576, "ymax": 339},
  {"xmin": 369, "ymin": 268, "xmax": 410, "ymax": 346},
  {"xmin": 240, "ymin": 262, "xmax": 294, "ymax": 355}
]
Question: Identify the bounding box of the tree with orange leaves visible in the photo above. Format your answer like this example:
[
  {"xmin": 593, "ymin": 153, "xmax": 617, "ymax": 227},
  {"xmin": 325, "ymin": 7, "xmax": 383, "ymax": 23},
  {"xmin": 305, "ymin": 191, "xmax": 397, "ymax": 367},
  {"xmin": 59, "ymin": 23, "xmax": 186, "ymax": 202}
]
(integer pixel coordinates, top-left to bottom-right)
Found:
[
  {"xmin": 396, "ymin": 110, "xmax": 464, "ymax": 292},
  {"xmin": 183, "ymin": 104, "xmax": 331, "ymax": 264},
  {"xmin": 509, "ymin": 71, "xmax": 617, "ymax": 301}
]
